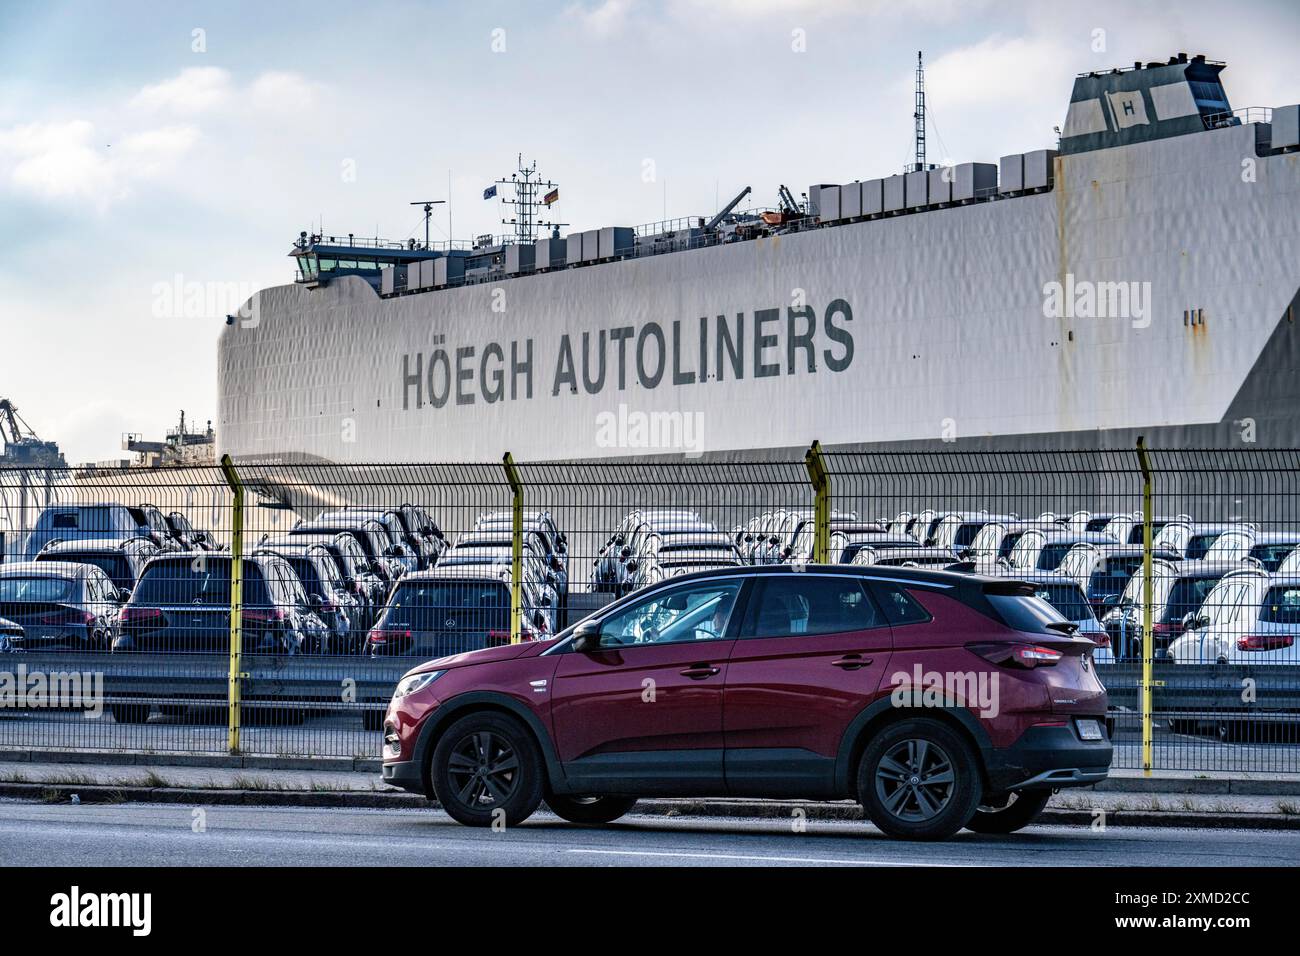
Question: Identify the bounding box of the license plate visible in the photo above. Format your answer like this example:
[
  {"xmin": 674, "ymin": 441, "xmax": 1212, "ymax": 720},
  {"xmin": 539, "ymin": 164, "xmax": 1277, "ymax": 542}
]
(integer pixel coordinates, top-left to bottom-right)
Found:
[{"xmin": 1076, "ymin": 718, "xmax": 1103, "ymax": 741}]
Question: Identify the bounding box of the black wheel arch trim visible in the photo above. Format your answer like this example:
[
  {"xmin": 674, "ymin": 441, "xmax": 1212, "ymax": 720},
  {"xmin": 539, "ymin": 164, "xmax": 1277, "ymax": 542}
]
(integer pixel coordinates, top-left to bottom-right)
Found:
[
  {"xmin": 410, "ymin": 690, "xmax": 567, "ymax": 798},
  {"xmin": 833, "ymin": 696, "xmax": 995, "ymax": 796}
]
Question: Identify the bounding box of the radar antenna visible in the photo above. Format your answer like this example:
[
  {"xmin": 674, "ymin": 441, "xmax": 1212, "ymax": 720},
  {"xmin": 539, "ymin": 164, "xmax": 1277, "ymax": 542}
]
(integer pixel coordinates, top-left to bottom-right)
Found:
[{"xmin": 409, "ymin": 199, "xmax": 446, "ymax": 250}]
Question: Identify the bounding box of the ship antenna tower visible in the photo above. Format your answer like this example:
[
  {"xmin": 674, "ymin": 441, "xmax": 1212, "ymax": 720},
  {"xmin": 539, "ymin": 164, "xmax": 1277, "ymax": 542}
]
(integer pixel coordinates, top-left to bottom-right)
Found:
[
  {"xmin": 910, "ymin": 50, "xmax": 928, "ymax": 173},
  {"xmin": 495, "ymin": 155, "xmax": 564, "ymax": 245}
]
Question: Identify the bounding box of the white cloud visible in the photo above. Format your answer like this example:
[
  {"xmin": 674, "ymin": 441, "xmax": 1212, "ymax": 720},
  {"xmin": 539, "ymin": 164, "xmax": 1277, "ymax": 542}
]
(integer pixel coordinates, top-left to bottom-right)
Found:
[
  {"xmin": 564, "ymin": 0, "xmax": 635, "ymax": 36},
  {"xmin": 0, "ymin": 118, "xmax": 198, "ymax": 208},
  {"xmin": 131, "ymin": 67, "xmax": 232, "ymax": 113},
  {"xmin": 920, "ymin": 35, "xmax": 1072, "ymax": 109},
  {"xmin": 249, "ymin": 71, "xmax": 317, "ymax": 112},
  {"xmin": 667, "ymin": 0, "xmax": 986, "ymax": 23},
  {"xmin": 0, "ymin": 120, "xmax": 116, "ymax": 201}
]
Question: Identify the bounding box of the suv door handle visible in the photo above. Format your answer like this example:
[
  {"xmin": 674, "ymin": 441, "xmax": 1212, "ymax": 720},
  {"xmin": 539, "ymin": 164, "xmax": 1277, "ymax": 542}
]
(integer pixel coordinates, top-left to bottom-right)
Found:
[
  {"xmin": 680, "ymin": 665, "xmax": 721, "ymax": 679},
  {"xmin": 831, "ymin": 655, "xmax": 872, "ymax": 670}
]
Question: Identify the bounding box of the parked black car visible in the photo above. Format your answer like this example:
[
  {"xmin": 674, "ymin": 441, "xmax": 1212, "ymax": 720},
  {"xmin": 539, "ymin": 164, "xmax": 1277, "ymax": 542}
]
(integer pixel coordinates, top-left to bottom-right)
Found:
[
  {"xmin": 0, "ymin": 560, "xmax": 125, "ymax": 651},
  {"xmin": 254, "ymin": 542, "xmax": 365, "ymax": 652},
  {"xmin": 34, "ymin": 536, "xmax": 160, "ymax": 596},
  {"xmin": 263, "ymin": 532, "xmax": 389, "ymax": 628},
  {"xmin": 114, "ymin": 553, "xmax": 329, "ymax": 654}
]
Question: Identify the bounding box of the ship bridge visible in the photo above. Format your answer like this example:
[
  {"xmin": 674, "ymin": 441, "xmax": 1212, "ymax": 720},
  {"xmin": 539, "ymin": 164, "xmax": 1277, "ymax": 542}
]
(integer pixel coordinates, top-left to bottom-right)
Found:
[{"xmin": 290, "ymin": 231, "xmax": 458, "ymax": 288}]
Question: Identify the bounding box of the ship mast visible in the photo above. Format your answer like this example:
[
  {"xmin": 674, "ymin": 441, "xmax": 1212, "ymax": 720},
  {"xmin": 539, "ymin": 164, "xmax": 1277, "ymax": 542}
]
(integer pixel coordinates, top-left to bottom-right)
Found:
[
  {"xmin": 910, "ymin": 50, "xmax": 928, "ymax": 173},
  {"xmin": 494, "ymin": 155, "xmax": 562, "ymax": 245}
]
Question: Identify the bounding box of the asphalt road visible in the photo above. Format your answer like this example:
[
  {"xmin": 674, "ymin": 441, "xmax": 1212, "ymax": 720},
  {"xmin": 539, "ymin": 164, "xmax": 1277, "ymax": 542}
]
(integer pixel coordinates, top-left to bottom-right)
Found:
[{"xmin": 2, "ymin": 800, "xmax": 1298, "ymax": 867}]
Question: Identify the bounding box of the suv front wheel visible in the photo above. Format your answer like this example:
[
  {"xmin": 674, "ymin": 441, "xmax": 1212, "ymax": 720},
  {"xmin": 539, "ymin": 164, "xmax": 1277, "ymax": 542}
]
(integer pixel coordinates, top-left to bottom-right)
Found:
[
  {"xmin": 430, "ymin": 713, "xmax": 545, "ymax": 827},
  {"xmin": 858, "ymin": 718, "xmax": 982, "ymax": 840}
]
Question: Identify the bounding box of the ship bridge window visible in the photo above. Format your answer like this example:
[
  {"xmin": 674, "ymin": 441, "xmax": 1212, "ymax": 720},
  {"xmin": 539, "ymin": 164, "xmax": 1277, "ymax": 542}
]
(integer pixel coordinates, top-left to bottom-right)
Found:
[{"xmin": 1189, "ymin": 79, "xmax": 1230, "ymax": 115}]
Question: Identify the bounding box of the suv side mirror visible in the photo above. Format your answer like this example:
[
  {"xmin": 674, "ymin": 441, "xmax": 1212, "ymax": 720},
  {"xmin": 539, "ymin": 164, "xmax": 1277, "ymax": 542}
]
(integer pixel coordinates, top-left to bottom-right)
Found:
[{"xmin": 571, "ymin": 621, "xmax": 601, "ymax": 653}]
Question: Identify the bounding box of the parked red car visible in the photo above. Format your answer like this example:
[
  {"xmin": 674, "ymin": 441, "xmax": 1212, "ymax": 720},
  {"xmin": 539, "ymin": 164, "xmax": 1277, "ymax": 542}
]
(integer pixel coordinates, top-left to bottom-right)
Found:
[{"xmin": 382, "ymin": 565, "xmax": 1111, "ymax": 839}]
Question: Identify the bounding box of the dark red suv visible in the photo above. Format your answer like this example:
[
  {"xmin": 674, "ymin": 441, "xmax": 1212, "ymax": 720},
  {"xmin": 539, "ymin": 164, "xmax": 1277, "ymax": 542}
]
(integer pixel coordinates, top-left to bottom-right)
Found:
[{"xmin": 382, "ymin": 565, "xmax": 1112, "ymax": 839}]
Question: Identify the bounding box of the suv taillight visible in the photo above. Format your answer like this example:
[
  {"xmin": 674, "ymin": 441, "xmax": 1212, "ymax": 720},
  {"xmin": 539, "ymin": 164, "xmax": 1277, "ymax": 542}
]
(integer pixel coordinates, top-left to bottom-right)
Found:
[
  {"xmin": 368, "ymin": 628, "xmax": 410, "ymax": 648},
  {"xmin": 968, "ymin": 642, "xmax": 1064, "ymax": 668},
  {"xmin": 1237, "ymin": 634, "xmax": 1294, "ymax": 652},
  {"xmin": 120, "ymin": 606, "xmax": 164, "ymax": 628},
  {"xmin": 1010, "ymin": 645, "xmax": 1064, "ymax": 667}
]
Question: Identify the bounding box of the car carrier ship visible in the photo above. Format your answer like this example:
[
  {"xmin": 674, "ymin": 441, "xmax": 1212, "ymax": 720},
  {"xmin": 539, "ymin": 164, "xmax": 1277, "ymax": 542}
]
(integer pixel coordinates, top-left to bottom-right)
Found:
[{"xmin": 217, "ymin": 53, "xmax": 1300, "ymax": 464}]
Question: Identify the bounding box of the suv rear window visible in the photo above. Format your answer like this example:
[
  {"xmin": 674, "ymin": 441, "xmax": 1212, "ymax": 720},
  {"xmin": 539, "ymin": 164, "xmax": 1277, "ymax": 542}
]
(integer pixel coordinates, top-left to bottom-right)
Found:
[
  {"xmin": 868, "ymin": 582, "xmax": 932, "ymax": 625},
  {"xmin": 987, "ymin": 594, "xmax": 1070, "ymax": 634},
  {"xmin": 384, "ymin": 580, "xmax": 511, "ymax": 632},
  {"xmin": 1027, "ymin": 583, "xmax": 1094, "ymax": 621},
  {"xmin": 48, "ymin": 507, "xmax": 115, "ymax": 531},
  {"xmin": 133, "ymin": 560, "xmax": 268, "ymax": 606},
  {"xmin": 0, "ymin": 576, "xmax": 77, "ymax": 603},
  {"xmin": 1259, "ymin": 586, "xmax": 1300, "ymax": 625},
  {"xmin": 40, "ymin": 552, "xmax": 131, "ymax": 590},
  {"xmin": 743, "ymin": 576, "xmax": 882, "ymax": 638}
]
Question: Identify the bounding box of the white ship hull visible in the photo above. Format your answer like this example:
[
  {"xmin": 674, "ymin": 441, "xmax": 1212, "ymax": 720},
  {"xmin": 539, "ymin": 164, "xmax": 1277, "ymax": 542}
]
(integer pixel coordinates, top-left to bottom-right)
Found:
[{"xmin": 218, "ymin": 123, "xmax": 1300, "ymax": 462}]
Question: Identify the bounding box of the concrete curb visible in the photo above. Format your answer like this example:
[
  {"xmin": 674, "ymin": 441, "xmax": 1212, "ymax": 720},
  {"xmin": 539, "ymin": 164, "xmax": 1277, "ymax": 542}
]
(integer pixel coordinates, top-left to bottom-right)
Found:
[
  {"xmin": 4, "ymin": 781, "xmax": 1299, "ymax": 830},
  {"xmin": 0, "ymin": 748, "xmax": 381, "ymax": 773}
]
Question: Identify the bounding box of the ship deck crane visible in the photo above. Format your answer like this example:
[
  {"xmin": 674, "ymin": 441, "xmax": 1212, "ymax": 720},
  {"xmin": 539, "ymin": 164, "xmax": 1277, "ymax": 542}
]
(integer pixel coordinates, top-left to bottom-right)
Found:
[{"xmin": 0, "ymin": 398, "xmax": 65, "ymax": 467}]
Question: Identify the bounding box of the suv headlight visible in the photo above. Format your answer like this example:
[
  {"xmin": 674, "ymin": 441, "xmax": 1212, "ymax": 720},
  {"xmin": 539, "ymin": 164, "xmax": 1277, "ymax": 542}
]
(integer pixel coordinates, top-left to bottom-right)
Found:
[{"xmin": 393, "ymin": 670, "xmax": 444, "ymax": 698}]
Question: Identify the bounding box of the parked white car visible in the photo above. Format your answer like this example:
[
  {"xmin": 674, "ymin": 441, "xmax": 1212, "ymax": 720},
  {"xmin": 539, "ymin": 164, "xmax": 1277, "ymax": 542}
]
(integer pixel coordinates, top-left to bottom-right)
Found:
[{"xmin": 1168, "ymin": 568, "xmax": 1300, "ymax": 664}]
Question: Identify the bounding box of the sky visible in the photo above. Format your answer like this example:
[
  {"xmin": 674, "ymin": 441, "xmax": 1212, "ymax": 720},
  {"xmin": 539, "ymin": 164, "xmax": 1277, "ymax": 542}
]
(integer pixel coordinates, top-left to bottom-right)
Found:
[{"xmin": 1, "ymin": 0, "xmax": 1297, "ymax": 464}]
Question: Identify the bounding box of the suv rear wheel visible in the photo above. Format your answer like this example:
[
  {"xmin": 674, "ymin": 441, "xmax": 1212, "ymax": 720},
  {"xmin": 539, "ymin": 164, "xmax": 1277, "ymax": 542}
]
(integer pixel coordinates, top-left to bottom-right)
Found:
[
  {"xmin": 545, "ymin": 794, "xmax": 638, "ymax": 825},
  {"xmin": 431, "ymin": 713, "xmax": 544, "ymax": 827},
  {"xmin": 965, "ymin": 789, "xmax": 1051, "ymax": 834},
  {"xmin": 858, "ymin": 718, "xmax": 982, "ymax": 840}
]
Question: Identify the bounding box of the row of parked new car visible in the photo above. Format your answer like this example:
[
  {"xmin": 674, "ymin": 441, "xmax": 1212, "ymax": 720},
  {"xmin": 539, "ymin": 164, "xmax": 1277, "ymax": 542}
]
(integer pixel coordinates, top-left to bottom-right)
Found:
[
  {"xmin": 592, "ymin": 509, "xmax": 743, "ymax": 594},
  {"xmin": 0, "ymin": 501, "xmax": 571, "ymax": 659},
  {"xmin": 720, "ymin": 507, "xmax": 1300, "ymax": 665}
]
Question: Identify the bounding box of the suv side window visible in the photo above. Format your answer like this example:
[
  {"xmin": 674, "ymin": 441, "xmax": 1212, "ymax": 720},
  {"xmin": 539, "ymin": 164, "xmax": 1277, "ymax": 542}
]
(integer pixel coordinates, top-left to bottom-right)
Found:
[
  {"xmin": 868, "ymin": 581, "xmax": 932, "ymax": 626},
  {"xmin": 597, "ymin": 581, "xmax": 741, "ymax": 648},
  {"xmin": 742, "ymin": 576, "xmax": 883, "ymax": 638}
]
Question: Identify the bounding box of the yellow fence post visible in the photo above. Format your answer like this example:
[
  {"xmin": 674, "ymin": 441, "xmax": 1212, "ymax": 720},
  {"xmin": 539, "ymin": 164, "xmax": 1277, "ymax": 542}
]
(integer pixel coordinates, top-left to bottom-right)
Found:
[
  {"xmin": 1135, "ymin": 437, "xmax": 1160, "ymax": 777},
  {"xmin": 502, "ymin": 452, "xmax": 524, "ymax": 643},
  {"xmin": 804, "ymin": 439, "xmax": 830, "ymax": 564},
  {"xmin": 219, "ymin": 454, "xmax": 245, "ymax": 755}
]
